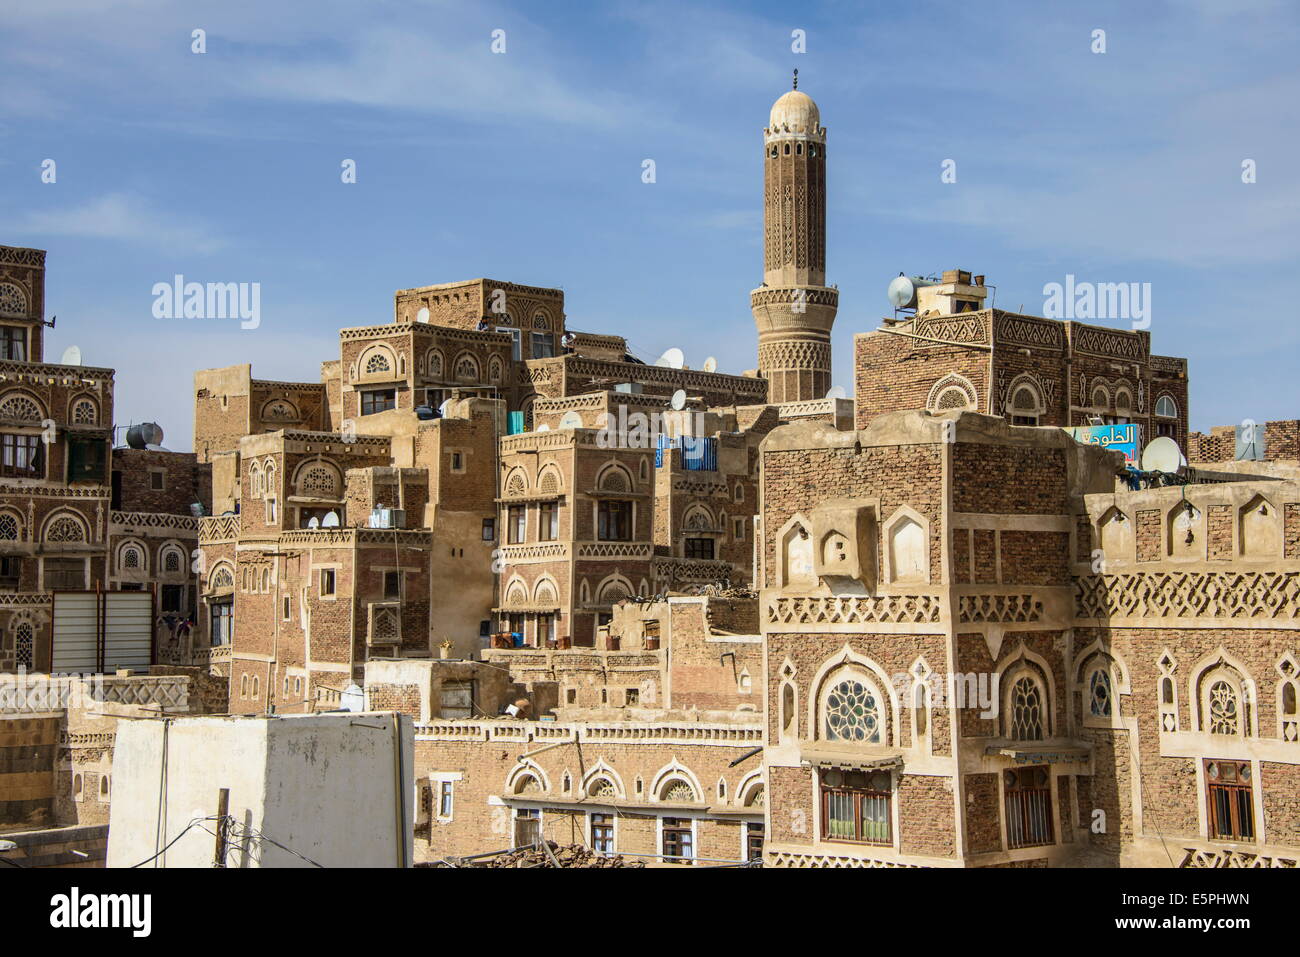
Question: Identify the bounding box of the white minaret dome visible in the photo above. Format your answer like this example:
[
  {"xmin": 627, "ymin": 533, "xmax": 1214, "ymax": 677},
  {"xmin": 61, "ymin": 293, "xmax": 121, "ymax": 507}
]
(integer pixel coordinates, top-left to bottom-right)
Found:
[{"xmin": 769, "ymin": 89, "xmax": 820, "ymax": 133}]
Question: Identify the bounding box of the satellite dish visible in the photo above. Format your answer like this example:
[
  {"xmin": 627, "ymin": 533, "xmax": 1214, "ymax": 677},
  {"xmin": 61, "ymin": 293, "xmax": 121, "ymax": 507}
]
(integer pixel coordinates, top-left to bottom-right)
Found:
[
  {"xmin": 339, "ymin": 683, "xmax": 365, "ymax": 713},
  {"xmin": 536, "ymin": 424, "xmax": 551, "ymax": 432},
  {"xmin": 61, "ymin": 345, "xmax": 82, "ymax": 366},
  {"xmin": 1141, "ymin": 436, "xmax": 1184, "ymax": 473},
  {"xmin": 321, "ymin": 511, "xmax": 340, "ymax": 528},
  {"xmin": 670, "ymin": 389, "xmax": 687, "ymax": 411},
  {"xmin": 416, "ymin": 307, "xmax": 430, "ymax": 323},
  {"xmin": 561, "ymin": 332, "xmax": 576, "ymax": 348},
  {"xmin": 825, "ymin": 385, "xmax": 847, "ymax": 400},
  {"xmin": 307, "ymin": 516, "xmax": 320, "ymax": 529},
  {"xmin": 559, "ymin": 411, "xmax": 583, "ymax": 430},
  {"xmin": 655, "ymin": 347, "xmax": 685, "ymax": 369},
  {"xmin": 702, "ymin": 356, "xmax": 717, "ymax": 373},
  {"xmin": 438, "ymin": 400, "xmax": 452, "ymax": 418}
]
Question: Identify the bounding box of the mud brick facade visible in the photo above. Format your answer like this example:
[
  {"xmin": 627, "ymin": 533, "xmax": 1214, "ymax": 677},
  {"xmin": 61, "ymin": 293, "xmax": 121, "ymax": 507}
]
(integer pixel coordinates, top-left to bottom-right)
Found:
[
  {"xmin": 0, "ymin": 245, "xmax": 206, "ymax": 676},
  {"xmin": 856, "ymin": 305, "xmax": 1190, "ymax": 454},
  {"xmin": 759, "ymin": 407, "xmax": 1300, "ymax": 868}
]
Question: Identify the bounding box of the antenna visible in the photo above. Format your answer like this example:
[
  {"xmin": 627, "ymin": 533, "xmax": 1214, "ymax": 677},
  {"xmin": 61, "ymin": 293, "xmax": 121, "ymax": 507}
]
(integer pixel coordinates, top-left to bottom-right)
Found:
[
  {"xmin": 321, "ymin": 511, "xmax": 340, "ymax": 528},
  {"xmin": 558, "ymin": 411, "xmax": 583, "ymax": 430},
  {"xmin": 61, "ymin": 345, "xmax": 82, "ymax": 366},
  {"xmin": 702, "ymin": 356, "xmax": 717, "ymax": 373},
  {"xmin": 887, "ymin": 274, "xmax": 919, "ymax": 311},
  {"xmin": 416, "ymin": 307, "xmax": 430, "ymax": 323},
  {"xmin": 825, "ymin": 385, "xmax": 846, "ymax": 401},
  {"xmin": 670, "ymin": 389, "xmax": 687, "ymax": 411}
]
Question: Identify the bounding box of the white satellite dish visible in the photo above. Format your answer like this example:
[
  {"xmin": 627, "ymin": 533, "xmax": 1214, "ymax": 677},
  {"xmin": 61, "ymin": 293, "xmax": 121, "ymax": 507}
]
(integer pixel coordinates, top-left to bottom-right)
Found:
[
  {"xmin": 438, "ymin": 400, "xmax": 452, "ymax": 418},
  {"xmin": 655, "ymin": 347, "xmax": 685, "ymax": 369},
  {"xmin": 307, "ymin": 516, "xmax": 320, "ymax": 529},
  {"xmin": 416, "ymin": 307, "xmax": 430, "ymax": 323},
  {"xmin": 1141, "ymin": 436, "xmax": 1185, "ymax": 473},
  {"xmin": 339, "ymin": 683, "xmax": 365, "ymax": 713},
  {"xmin": 559, "ymin": 411, "xmax": 584, "ymax": 430},
  {"xmin": 702, "ymin": 356, "xmax": 718, "ymax": 373},
  {"xmin": 670, "ymin": 389, "xmax": 687, "ymax": 411},
  {"xmin": 536, "ymin": 424, "xmax": 551, "ymax": 431},
  {"xmin": 321, "ymin": 510, "xmax": 340, "ymax": 528},
  {"xmin": 61, "ymin": 345, "xmax": 83, "ymax": 366},
  {"xmin": 825, "ymin": 385, "xmax": 847, "ymax": 400}
]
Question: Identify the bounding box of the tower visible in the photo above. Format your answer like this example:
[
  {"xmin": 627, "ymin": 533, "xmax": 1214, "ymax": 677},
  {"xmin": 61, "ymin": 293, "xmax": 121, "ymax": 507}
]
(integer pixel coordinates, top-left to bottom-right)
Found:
[{"xmin": 750, "ymin": 72, "xmax": 838, "ymax": 404}]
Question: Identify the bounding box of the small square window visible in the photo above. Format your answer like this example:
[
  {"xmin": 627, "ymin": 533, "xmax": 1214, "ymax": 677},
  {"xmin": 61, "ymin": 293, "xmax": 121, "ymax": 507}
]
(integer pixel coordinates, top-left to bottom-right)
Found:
[
  {"xmin": 150, "ymin": 470, "xmax": 165, "ymax": 491},
  {"xmin": 482, "ymin": 518, "xmax": 496, "ymax": 541},
  {"xmin": 282, "ymin": 595, "xmax": 291, "ymax": 620},
  {"xmin": 383, "ymin": 570, "xmax": 401, "ymax": 600},
  {"xmin": 320, "ymin": 568, "xmax": 336, "ymax": 596},
  {"xmin": 450, "ymin": 451, "xmax": 465, "ymax": 472}
]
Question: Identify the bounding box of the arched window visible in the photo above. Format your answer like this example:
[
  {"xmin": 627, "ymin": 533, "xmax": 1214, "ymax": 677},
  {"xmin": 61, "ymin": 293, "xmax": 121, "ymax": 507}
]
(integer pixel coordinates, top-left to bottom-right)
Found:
[
  {"xmin": 261, "ymin": 399, "xmax": 298, "ymax": 421},
  {"xmin": 1088, "ymin": 667, "xmax": 1113, "ymax": 717},
  {"xmin": 1008, "ymin": 382, "xmax": 1042, "ymax": 426},
  {"xmin": 514, "ymin": 773, "xmax": 543, "ymax": 795},
  {"xmin": 211, "ymin": 565, "xmax": 235, "ymax": 590},
  {"xmin": 821, "ymin": 671, "xmax": 883, "ymax": 744},
  {"xmin": 0, "ymin": 512, "xmax": 20, "ymax": 540},
  {"xmin": 887, "ymin": 512, "xmax": 927, "ymax": 584},
  {"xmin": 597, "ymin": 466, "xmax": 630, "ymax": 493},
  {"xmin": 0, "ymin": 282, "xmax": 27, "ymax": 317},
  {"xmin": 1091, "ymin": 385, "xmax": 1110, "ymax": 409},
  {"xmin": 71, "ymin": 398, "xmax": 97, "ymax": 425},
  {"xmin": 781, "ymin": 682, "xmax": 796, "ymax": 736},
  {"xmin": 587, "ymin": 776, "xmax": 616, "ymax": 799},
  {"xmin": 1155, "ymin": 395, "xmax": 1178, "ymax": 418},
  {"xmin": 364, "ymin": 352, "xmax": 391, "ymax": 374},
  {"xmin": 44, "ymin": 514, "xmax": 87, "ymax": 543},
  {"xmin": 120, "ymin": 544, "xmax": 143, "ymax": 571},
  {"xmin": 454, "ymin": 353, "xmax": 480, "ymax": 381},
  {"xmin": 297, "ymin": 463, "xmax": 339, "ymax": 497},
  {"xmin": 163, "ymin": 548, "xmax": 183, "ymax": 573},
  {"xmin": 1007, "ymin": 674, "xmax": 1045, "ymax": 740},
  {"xmin": 1207, "ymin": 680, "xmax": 1239, "ymax": 735},
  {"xmin": 0, "ymin": 392, "xmax": 43, "ymax": 421},
  {"xmin": 659, "ymin": 777, "xmax": 697, "ymax": 803},
  {"xmin": 14, "ymin": 621, "xmax": 34, "ymax": 669}
]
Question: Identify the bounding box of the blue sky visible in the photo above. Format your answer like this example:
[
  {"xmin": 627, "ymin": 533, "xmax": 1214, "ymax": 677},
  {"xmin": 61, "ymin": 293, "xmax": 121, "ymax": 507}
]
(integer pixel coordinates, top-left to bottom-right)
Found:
[{"xmin": 2, "ymin": 0, "xmax": 1297, "ymax": 452}]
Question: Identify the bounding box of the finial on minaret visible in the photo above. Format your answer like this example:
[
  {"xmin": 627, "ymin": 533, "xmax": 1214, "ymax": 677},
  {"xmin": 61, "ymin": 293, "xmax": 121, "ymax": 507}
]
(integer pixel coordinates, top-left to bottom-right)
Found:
[{"xmin": 792, "ymin": 68, "xmax": 798, "ymax": 90}]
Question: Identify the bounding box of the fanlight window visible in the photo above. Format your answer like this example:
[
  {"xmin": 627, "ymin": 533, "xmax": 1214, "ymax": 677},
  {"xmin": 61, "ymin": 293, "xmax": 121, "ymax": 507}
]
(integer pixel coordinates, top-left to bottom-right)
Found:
[
  {"xmin": 1208, "ymin": 680, "xmax": 1239, "ymax": 735},
  {"xmin": 298, "ymin": 465, "xmax": 338, "ymax": 497},
  {"xmin": 163, "ymin": 549, "xmax": 182, "ymax": 573},
  {"xmin": 1011, "ymin": 385, "xmax": 1041, "ymax": 413},
  {"xmin": 1155, "ymin": 395, "xmax": 1178, "ymax": 418},
  {"xmin": 598, "ymin": 468, "xmax": 629, "ymax": 493},
  {"xmin": 587, "ymin": 777, "xmax": 616, "ymax": 798},
  {"xmin": 823, "ymin": 676, "xmax": 882, "ymax": 743},
  {"xmin": 1091, "ymin": 386, "xmax": 1110, "ymax": 408},
  {"xmin": 0, "ymin": 394, "xmax": 42, "ymax": 421},
  {"xmin": 1008, "ymin": 676, "xmax": 1045, "ymax": 740},
  {"xmin": 455, "ymin": 355, "xmax": 479, "ymax": 380},
  {"xmin": 44, "ymin": 515, "xmax": 86, "ymax": 543},
  {"xmin": 210, "ymin": 566, "xmax": 235, "ymax": 589},
  {"xmin": 538, "ymin": 470, "xmax": 560, "ymax": 494},
  {"xmin": 121, "ymin": 547, "xmax": 142, "ymax": 570},
  {"xmin": 514, "ymin": 773, "xmax": 542, "ymax": 795},
  {"xmin": 71, "ymin": 399, "xmax": 97, "ymax": 425},
  {"xmin": 427, "ymin": 351, "xmax": 443, "ymax": 377},
  {"xmin": 933, "ymin": 386, "xmax": 971, "ymax": 411},
  {"xmin": 0, "ymin": 513, "xmax": 18, "ymax": 540},
  {"xmin": 660, "ymin": 779, "xmax": 697, "ymax": 803},
  {"xmin": 0, "ymin": 283, "xmax": 27, "ymax": 317},
  {"xmin": 263, "ymin": 400, "xmax": 297, "ymax": 420},
  {"xmin": 364, "ymin": 353, "xmax": 391, "ymax": 374}
]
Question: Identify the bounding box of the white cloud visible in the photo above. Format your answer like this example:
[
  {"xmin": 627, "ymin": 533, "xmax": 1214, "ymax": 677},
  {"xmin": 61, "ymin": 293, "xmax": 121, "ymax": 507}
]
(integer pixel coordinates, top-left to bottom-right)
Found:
[{"xmin": 14, "ymin": 193, "xmax": 226, "ymax": 254}]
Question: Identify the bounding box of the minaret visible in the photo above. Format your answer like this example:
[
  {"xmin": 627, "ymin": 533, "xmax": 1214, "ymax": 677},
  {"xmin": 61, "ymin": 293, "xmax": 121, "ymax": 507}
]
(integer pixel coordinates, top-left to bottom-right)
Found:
[{"xmin": 750, "ymin": 71, "xmax": 838, "ymax": 404}]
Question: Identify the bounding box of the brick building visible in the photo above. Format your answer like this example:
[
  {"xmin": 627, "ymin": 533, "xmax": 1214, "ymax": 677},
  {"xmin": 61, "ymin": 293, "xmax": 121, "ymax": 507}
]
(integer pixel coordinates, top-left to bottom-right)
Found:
[{"xmin": 0, "ymin": 244, "xmax": 206, "ymax": 675}]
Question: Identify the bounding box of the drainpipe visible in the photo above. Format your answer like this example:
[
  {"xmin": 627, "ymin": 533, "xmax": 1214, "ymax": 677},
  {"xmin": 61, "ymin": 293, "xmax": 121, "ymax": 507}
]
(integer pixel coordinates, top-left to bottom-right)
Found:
[{"xmin": 392, "ymin": 711, "xmax": 407, "ymax": 868}]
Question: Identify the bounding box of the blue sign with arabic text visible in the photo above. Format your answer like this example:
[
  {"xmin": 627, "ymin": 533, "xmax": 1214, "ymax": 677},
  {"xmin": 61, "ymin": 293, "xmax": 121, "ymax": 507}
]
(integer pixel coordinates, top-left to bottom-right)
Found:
[{"xmin": 1063, "ymin": 423, "xmax": 1141, "ymax": 465}]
